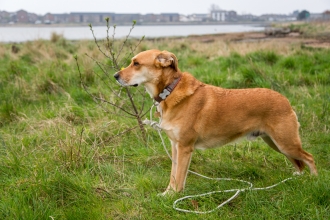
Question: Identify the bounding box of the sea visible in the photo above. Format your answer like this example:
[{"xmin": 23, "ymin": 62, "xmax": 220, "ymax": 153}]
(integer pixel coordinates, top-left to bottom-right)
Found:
[{"xmin": 0, "ymin": 24, "xmax": 265, "ymax": 43}]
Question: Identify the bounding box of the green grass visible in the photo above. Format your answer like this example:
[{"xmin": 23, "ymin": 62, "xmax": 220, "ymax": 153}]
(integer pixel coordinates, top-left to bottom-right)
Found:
[{"xmin": 0, "ymin": 34, "xmax": 330, "ymax": 219}]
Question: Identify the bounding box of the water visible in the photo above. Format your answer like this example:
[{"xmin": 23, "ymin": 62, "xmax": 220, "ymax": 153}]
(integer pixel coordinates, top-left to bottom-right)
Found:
[{"xmin": 0, "ymin": 24, "xmax": 265, "ymax": 42}]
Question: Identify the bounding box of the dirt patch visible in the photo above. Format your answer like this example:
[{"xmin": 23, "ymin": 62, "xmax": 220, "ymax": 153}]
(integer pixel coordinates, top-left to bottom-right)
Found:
[{"xmin": 188, "ymin": 31, "xmax": 330, "ymax": 49}]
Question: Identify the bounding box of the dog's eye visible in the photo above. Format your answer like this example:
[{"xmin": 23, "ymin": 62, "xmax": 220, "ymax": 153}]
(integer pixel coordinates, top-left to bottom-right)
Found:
[{"xmin": 133, "ymin": 61, "xmax": 139, "ymax": 66}]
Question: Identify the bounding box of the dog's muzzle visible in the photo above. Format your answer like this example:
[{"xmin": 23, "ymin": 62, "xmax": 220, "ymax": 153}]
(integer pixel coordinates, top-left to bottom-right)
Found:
[{"xmin": 113, "ymin": 72, "xmax": 138, "ymax": 87}]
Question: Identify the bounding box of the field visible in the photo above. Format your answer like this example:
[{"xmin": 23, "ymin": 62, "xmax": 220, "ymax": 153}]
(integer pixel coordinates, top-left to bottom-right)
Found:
[{"xmin": 0, "ymin": 22, "xmax": 330, "ymax": 219}]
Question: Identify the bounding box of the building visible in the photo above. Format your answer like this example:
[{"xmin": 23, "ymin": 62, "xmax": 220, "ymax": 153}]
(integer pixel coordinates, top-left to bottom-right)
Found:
[
  {"xmin": 70, "ymin": 12, "xmax": 115, "ymax": 23},
  {"xmin": 16, "ymin": 10, "xmax": 29, "ymax": 23},
  {"xmin": 309, "ymin": 13, "xmax": 324, "ymax": 21},
  {"xmin": 143, "ymin": 13, "xmax": 160, "ymax": 22},
  {"xmin": 0, "ymin": 11, "xmax": 10, "ymax": 23},
  {"xmin": 259, "ymin": 14, "xmax": 296, "ymax": 22},
  {"xmin": 3, "ymin": 8, "xmax": 330, "ymax": 25},
  {"xmin": 112, "ymin": 13, "xmax": 141, "ymax": 23},
  {"xmin": 28, "ymin": 12, "xmax": 39, "ymax": 23},
  {"xmin": 237, "ymin": 14, "xmax": 259, "ymax": 21},
  {"xmin": 226, "ymin": 11, "xmax": 238, "ymax": 21},
  {"xmin": 323, "ymin": 11, "xmax": 330, "ymax": 20},
  {"xmin": 191, "ymin": 14, "xmax": 209, "ymax": 22},
  {"xmin": 211, "ymin": 10, "xmax": 226, "ymax": 21},
  {"xmin": 210, "ymin": 10, "xmax": 237, "ymax": 22},
  {"xmin": 53, "ymin": 13, "xmax": 70, "ymax": 23},
  {"xmin": 159, "ymin": 13, "xmax": 180, "ymax": 22}
]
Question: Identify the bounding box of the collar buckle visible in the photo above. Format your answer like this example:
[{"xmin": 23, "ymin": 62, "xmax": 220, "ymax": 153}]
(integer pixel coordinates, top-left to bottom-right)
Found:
[{"xmin": 154, "ymin": 76, "xmax": 181, "ymax": 103}]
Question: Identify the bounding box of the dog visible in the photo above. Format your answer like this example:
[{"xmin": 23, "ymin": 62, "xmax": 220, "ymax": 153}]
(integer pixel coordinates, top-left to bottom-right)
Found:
[{"xmin": 114, "ymin": 49, "xmax": 317, "ymax": 194}]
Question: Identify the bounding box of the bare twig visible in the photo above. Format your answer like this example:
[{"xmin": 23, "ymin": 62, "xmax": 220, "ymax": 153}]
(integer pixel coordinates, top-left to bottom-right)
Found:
[{"xmin": 89, "ymin": 23, "xmax": 110, "ymax": 60}]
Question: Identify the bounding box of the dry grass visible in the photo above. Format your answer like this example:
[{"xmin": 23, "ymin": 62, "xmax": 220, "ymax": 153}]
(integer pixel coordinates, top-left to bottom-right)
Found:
[{"xmin": 138, "ymin": 31, "xmax": 320, "ymax": 60}]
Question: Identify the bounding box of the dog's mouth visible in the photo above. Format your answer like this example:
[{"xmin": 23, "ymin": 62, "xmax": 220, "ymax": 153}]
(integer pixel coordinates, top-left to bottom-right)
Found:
[{"xmin": 114, "ymin": 79, "xmax": 138, "ymax": 87}]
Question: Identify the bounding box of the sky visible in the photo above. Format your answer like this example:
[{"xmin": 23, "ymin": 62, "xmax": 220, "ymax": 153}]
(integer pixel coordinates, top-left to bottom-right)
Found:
[{"xmin": 0, "ymin": 0, "xmax": 329, "ymax": 15}]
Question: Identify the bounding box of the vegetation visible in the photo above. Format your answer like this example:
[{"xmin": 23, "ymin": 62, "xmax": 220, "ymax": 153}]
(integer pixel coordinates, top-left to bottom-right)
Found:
[
  {"xmin": 0, "ymin": 24, "xmax": 329, "ymax": 219},
  {"xmin": 276, "ymin": 21, "xmax": 330, "ymax": 40}
]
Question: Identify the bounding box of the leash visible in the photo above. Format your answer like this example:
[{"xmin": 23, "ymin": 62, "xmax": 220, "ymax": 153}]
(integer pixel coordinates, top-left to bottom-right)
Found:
[{"xmin": 143, "ymin": 104, "xmax": 293, "ymax": 214}]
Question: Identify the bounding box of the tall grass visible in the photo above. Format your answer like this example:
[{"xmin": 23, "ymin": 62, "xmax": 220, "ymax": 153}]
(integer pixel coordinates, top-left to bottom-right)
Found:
[{"xmin": 0, "ymin": 31, "xmax": 329, "ymax": 219}]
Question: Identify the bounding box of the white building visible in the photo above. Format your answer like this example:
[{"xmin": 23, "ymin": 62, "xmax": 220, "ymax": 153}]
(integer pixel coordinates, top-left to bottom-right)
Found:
[{"xmin": 211, "ymin": 10, "xmax": 226, "ymax": 21}]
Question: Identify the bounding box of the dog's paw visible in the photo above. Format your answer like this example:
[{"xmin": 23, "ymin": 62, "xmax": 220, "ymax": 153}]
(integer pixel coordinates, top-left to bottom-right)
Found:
[
  {"xmin": 158, "ymin": 189, "xmax": 175, "ymax": 197},
  {"xmin": 293, "ymin": 171, "xmax": 304, "ymax": 176}
]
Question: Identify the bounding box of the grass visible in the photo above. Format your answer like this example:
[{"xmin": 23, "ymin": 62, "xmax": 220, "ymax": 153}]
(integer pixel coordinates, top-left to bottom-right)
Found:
[
  {"xmin": 276, "ymin": 21, "xmax": 330, "ymax": 40},
  {"xmin": 0, "ymin": 26, "xmax": 330, "ymax": 219}
]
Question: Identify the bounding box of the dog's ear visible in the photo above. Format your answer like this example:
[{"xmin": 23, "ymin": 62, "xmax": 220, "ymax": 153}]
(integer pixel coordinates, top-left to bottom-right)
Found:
[{"xmin": 155, "ymin": 51, "xmax": 178, "ymax": 72}]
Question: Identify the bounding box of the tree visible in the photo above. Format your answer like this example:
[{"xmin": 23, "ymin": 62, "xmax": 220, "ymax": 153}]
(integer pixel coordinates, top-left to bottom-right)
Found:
[
  {"xmin": 297, "ymin": 10, "xmax": 310, "ymax": 20},
  {"xmin": 75, "ymin": 19, "xmax": 149, "ymax": 144},
  {"xmin": 209, "ymin": 4, "xmax": 221, "ymax": 12}
]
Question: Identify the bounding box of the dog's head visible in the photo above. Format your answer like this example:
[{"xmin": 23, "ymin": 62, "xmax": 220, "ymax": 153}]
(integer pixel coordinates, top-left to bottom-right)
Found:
[{"xmin": 113, "ymin": 49, "xmax": 179, "ymax": 87}]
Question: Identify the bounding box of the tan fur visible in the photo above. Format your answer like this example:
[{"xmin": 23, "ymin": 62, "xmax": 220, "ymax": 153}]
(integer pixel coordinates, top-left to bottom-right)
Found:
[{"xmin": 114, "ymin": 49, "xmax": 317, "ymax": 194}]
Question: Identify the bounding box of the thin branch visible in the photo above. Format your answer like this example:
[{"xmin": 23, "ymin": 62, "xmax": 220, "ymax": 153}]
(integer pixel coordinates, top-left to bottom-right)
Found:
[
  {"xmin": 115, "ymin": 21, "xmax": 136, "ymax": 64},
  {"xmin": 77, "ymin": 20, "xmax": 149, "ymax": 144},
  {"xmin": 84, "ymin": 53, "xmax": 122, "ymax": 98},
  {"xmin": 119, "ymin": 35, "xmax": 145, "ymax": 68},
  {"xmin": 89, "ymin": 24, "xmax": 110, "ymax": 59},
  {"xmin": 75, "ymin": 55, "xmax": 136, "ymax": 117}
]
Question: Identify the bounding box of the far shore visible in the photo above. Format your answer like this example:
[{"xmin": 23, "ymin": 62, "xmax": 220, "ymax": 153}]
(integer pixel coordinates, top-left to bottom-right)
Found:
[{"xmin": 0, "ymin": 21, "xmax": 276, "ymax": 28}]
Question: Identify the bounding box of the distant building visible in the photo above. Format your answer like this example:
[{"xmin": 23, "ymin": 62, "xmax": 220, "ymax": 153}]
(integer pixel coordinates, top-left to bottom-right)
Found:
[
  {"xmin": 237, "ymin": 14, "xmax": 259, "ymax": 22},
  {"xmin": 211, "ymin": 10, "xmax": 226, "ymax": 21},
  {"xmin": 210, "ymin": 10, "xmax": 237, "ymax": 22},
  {"xmin": 259, "ymin": 14, "xmax": 296, "ymax": 21},
  {"xmin": 1, "ymin": 8, "xmax": 330, "ymax": 25},
  {"xmin": 180, "ymin": 13, "xmax": 209, "ymax": 22},
  {"xmin": 112, "ymin": 13, "xmax": 141, "ymax": 23},
  {"xmin": 159, "ymin": 13, "xmax": 180, "ymax": 22},
  {"xmin": 28, "ymin": 12, "xmax": 39, "ymax": 23},
  {"xmin": 190, "ymin": 14, "xmax": 209, "ymax": 22},
  {"xmin": 226, "ymin": 11, "xmax": 238, "ymax": 21},
  {"xmin": 0, "ymin": 11, "xmax": 10, "ymax": 23},
  {"xmin": 309, "ymin": 13, "xmax": 324, "ymax": 21},
  {"xmin": 16, "ymin": 10, "xmax": 29, "ymax": 23},
  {"xmin": 44, "ymin": 13, "xmax": 54, "ymax": 24},
  {"xmin": 323, "ymin": 10, "xmax": 330, "ymax": 20},
  {"xmin": 143, "ymin": 13, "xmax": 160, "ymax": 22},
  {"xmin": 53, "ymin": 13, "xmax": 70, "ymax": 23},
  {"xmin": 70, "ymin": 12, "xmax": 115, "ymax": 23}
]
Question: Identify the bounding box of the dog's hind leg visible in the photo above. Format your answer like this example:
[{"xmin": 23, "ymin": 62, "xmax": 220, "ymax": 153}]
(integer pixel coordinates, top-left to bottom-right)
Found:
[
  {"xmin": 263, "ymin": 123, "xmax": 317, "ymax": 175},
  {"xmin": 262, "ymin": 135, "xmax": 306, "ymax": 172},
  {"xmin": 262, "ymin": 135, "xmax": 281, "ymax": 153}
]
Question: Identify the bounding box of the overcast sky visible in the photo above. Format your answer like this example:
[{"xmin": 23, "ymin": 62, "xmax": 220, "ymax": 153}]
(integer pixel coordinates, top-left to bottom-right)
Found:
[{"xmin": 1, "ymin": 0, "xmax": 329, "ymax": 15}]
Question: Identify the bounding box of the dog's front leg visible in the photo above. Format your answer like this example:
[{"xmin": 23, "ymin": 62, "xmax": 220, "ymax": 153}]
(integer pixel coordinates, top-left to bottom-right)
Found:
[
  {"xmin": 162, "ymin": 142, "xmax": 193, "ymax": 195},
  {"xmin": 162, "ymin": 141, "xmax": 178, "ymax": 195},
  {"xmin": 172, "ymin": 143, "xmax": 193, "ymax": 193}
]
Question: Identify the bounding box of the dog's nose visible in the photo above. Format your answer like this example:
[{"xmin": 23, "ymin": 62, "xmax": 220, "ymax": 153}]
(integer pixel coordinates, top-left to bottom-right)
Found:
[{"xmin": 114, "ymin": 72, "xmax": 120, "ymax": 80}]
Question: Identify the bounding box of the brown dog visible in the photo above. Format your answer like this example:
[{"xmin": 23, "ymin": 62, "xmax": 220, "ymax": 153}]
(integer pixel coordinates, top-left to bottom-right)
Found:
[{"xmin": 114, "ymin": 49, "xmax": 317, "ymax": 194}]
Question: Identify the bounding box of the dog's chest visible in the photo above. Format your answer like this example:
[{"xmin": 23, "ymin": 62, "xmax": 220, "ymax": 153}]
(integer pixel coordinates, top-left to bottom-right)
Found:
[{"xmin": 159, "ymin": 120, "xmax": 181, "ymax": 141}]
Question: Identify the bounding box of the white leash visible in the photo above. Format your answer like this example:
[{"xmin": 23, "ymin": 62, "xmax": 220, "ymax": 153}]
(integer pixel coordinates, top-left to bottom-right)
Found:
[{"xmin": 143, "ymin": 104, "xmax": 293, "ymax": 214}]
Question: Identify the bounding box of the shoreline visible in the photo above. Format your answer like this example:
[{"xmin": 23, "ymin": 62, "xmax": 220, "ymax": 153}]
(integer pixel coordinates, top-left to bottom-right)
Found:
[{"xmin": 0, "ymin": 21, "xmax": 275, "ymax": 28}]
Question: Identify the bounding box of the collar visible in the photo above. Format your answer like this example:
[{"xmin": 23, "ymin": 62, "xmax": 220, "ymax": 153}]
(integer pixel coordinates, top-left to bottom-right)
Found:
[{"xmin": 154, "ymin": 76, "xmax": 181, "ymax": 103}]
